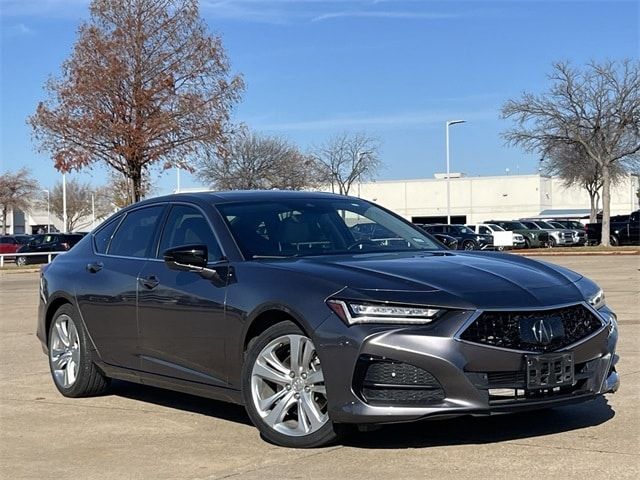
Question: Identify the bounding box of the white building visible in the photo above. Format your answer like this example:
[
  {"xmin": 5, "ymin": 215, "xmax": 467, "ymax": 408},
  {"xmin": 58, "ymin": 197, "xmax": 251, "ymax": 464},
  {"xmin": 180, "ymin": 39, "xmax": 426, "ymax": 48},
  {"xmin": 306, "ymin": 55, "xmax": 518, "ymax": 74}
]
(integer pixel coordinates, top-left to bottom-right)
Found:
[{"xmin": 349, "ymin": 173, "xmax": 639, "ymax": 224}]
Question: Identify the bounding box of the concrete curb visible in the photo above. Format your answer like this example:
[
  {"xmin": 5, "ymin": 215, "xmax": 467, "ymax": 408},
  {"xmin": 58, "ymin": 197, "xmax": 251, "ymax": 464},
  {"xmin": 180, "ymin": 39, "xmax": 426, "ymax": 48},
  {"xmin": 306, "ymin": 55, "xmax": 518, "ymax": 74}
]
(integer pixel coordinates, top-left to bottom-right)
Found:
[
  {"xmin": 513, "ymin": 251, "xmax": 639, "ymax": 256},
  {"xmin": 0, "ymin": 268, "xmax": 41, "ymax": 274}
]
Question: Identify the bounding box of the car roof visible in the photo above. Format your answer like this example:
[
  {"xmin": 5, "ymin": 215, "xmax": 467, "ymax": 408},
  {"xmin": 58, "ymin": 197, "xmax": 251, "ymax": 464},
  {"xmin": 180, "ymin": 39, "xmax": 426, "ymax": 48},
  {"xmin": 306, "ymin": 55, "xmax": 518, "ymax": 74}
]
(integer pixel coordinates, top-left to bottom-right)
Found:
[{"xmin": 133, "ymin": 190, "xmax": 354, "ymax": 208}]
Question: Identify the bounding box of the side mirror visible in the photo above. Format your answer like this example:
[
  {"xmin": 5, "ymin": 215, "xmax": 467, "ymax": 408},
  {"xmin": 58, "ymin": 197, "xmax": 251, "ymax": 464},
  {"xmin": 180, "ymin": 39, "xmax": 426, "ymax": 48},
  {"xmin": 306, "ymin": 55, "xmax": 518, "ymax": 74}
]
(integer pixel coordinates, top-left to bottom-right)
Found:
[{"xmin": 163, "ymin": 244, "xmax": 208, "ymax": 272}]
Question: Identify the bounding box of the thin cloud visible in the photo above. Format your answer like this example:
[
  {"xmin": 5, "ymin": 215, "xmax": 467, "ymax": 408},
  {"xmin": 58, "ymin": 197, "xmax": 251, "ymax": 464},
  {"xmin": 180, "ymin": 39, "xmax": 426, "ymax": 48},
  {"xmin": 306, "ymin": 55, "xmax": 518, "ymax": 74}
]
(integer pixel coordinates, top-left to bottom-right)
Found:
[
  {"xmin": 312, "ymin": 10, "xmax": 461, "ymax": 22},
  {"xmin": 254, "ymin": 109, "xmax": 496, "ymax": 131},
  {"xmin": 2, "ymin": 23, "xmax": 34, "ymax": 37}
]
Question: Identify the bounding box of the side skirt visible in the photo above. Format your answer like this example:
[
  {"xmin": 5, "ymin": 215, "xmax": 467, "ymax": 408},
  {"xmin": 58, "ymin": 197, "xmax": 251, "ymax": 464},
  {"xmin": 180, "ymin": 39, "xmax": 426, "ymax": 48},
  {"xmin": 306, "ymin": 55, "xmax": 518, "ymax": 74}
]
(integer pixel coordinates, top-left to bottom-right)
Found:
[{"xmin": 96, "ymin": 361, "xmax": 244, "ymax": 405}]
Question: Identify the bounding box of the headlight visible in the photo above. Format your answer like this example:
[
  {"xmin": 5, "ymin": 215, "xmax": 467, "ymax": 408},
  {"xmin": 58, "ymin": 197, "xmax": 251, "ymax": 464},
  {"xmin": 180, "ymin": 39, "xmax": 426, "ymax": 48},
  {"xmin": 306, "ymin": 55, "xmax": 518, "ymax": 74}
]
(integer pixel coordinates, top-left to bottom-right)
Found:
[
  {"xmin": 326, "ymin": 300, "xmax": 442, "ymax": 325},
  {"xmin": 588, "ymin": 288, "xmax": 605, "ymax": 309}
]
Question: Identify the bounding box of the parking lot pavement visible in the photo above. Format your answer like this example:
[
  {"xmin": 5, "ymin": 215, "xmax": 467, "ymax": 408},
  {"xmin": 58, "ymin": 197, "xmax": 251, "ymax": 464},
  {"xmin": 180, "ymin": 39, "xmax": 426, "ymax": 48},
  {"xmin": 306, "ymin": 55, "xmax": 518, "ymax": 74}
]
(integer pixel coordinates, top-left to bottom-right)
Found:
[{"xmin": 0, "ymin": 255, "xmax": 638, "ymax": 480}]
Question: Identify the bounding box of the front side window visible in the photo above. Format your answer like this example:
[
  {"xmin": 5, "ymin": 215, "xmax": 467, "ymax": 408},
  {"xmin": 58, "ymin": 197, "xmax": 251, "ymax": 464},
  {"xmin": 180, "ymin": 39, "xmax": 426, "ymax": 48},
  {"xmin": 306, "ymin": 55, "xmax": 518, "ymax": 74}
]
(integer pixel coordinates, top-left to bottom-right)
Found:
[
  {"xmin": 108, "ymin": 206, "xmax": 164, "ymax": 258},
  {"xmin": 479, "ymin": 226, "xmax": 491, "ymax": 235},
  {"xmin": 216, "ymin": 199, "xmax": 442, "ymax": 258},
  {"xmin": 158, "ymin": 205, "xmax": 222, "ymax": 262}
]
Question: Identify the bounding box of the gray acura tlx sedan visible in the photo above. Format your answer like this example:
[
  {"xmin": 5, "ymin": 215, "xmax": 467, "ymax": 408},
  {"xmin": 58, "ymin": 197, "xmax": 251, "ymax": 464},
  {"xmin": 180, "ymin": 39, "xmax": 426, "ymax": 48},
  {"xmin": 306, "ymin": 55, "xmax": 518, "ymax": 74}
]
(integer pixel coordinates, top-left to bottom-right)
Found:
[{"xmin": 37, "ymin": 191, "xmax": 620, "ymax": 447}]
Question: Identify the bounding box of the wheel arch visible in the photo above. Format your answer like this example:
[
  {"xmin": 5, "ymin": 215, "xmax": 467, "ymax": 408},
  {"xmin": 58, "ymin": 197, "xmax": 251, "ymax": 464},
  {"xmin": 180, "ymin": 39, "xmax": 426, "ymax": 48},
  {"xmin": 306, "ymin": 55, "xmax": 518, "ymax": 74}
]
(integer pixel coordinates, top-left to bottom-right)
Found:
[
  {"xmin": 44, "ymin": 294, "xmax": 78, "ymax": 344},
  {"xmin": 242, "ymin": 306, "xmax": 310, "ymax": 353}
]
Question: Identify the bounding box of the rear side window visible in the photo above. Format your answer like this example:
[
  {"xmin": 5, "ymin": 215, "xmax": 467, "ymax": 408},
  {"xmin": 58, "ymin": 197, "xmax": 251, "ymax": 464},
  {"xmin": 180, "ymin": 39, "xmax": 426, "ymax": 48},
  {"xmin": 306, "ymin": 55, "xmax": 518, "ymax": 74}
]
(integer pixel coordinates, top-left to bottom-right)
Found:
[
  {"xmin": 94, "ymin": 216, "xmax": 123, "ymax": 254},
  {"xmin": 108, "ymin": 206, "xmax": 164, "ymax": 258},
  {"xmin": 158, "ymin": 205, "xmax": 222, "ymax": 262}
]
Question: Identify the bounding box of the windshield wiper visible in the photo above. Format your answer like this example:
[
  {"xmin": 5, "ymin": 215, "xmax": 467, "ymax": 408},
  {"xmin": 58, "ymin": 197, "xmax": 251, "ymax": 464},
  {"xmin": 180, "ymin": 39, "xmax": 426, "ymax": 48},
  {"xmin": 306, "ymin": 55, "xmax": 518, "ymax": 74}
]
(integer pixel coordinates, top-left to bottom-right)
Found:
[{"xmin": 251, "ymin": 254, "xmax": 294, "ymax": 259}]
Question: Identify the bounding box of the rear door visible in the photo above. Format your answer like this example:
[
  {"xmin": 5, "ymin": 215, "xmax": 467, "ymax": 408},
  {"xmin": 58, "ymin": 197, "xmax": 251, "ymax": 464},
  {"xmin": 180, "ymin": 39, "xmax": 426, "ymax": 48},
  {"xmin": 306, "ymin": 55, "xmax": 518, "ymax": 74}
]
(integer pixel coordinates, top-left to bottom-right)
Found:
[
  {"xmin": 137, "ymin": 203, "xmax": 230, "ymax": 386},
  {"xmin": 76, "ymin": 205, "xmax": 166, "ymax": 370}
]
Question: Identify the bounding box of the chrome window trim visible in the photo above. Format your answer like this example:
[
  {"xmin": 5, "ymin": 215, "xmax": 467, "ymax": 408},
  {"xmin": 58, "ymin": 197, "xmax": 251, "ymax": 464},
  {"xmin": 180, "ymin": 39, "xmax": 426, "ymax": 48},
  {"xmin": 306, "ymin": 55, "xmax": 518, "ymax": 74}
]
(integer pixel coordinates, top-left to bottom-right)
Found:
[{"xmin": 453, "ymin": 301, "xmax": 609, "ymax": 354}]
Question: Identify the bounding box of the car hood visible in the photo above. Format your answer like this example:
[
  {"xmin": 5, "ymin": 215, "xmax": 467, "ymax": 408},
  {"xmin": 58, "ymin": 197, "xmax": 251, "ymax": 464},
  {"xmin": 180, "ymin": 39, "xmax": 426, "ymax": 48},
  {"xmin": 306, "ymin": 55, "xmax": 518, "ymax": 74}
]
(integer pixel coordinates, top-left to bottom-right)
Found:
[{"xmin": 264, "ymin": 251, "xmax": 585, "ymax": 310}]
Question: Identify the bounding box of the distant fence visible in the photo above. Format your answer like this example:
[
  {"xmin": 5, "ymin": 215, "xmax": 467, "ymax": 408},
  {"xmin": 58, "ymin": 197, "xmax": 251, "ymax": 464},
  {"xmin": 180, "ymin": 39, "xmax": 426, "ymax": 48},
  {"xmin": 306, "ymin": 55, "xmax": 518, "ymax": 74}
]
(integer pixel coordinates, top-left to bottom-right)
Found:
[{"xmin": 0, "ymin": 252, "xmax": 67, "ymax": 268}]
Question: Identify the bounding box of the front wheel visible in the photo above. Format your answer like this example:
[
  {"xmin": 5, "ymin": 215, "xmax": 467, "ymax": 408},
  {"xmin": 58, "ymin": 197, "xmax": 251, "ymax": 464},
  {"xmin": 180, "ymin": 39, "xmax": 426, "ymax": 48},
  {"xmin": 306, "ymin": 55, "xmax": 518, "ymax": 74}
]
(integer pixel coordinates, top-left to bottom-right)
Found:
[
  {"xmin": 462, "ymin": 240, "xmax": 476, "ymax": 251},
  {"xmin": 242, "ymin": 321, "xmax": 339, "ymax": 448},
  {"xmin": 16, "ymin": 256, "xmax": 27, "ymax": 267},
  {"xmin": 548, "ymin": 237, "xmax": 557, "ymax": 248}
]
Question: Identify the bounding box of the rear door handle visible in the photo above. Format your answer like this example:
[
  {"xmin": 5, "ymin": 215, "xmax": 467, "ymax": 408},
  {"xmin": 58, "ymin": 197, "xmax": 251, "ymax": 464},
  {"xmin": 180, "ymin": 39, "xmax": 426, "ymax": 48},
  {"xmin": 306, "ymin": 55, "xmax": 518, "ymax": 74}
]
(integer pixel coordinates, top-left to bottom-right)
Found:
[
  {"xmin": 86, "ymin": 262, "xmax": 103, "ymax": 273},
  {"xmin": 139, "ymin": 275, "xmax": 159, "ymax": 289}
]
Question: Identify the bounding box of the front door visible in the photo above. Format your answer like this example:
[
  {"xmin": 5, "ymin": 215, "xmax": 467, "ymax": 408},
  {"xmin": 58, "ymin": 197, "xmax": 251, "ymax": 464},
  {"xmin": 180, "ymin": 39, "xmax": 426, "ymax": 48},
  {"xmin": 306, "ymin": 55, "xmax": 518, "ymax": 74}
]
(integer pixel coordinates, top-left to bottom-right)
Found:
[{"xmin": 137, "ymin": 204, "xmax": 229, "ymax": 386}]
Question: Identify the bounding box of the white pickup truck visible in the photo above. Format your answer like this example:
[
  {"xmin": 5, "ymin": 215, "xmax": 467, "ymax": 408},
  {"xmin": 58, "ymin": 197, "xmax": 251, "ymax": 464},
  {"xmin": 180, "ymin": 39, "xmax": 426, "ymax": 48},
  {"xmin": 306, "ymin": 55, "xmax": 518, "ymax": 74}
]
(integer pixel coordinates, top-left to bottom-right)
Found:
[{"xmin": 465, "ymin": 223, "xmax": 526, "ymax": 250}]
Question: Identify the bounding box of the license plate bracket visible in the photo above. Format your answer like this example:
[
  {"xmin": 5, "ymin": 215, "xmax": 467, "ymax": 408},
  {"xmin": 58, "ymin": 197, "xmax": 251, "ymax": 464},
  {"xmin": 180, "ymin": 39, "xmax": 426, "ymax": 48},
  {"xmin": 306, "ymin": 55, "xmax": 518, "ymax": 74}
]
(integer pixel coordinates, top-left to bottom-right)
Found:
[{"xmin": 525, "ymin": 353, "xmax": 574, "ymax": 388}]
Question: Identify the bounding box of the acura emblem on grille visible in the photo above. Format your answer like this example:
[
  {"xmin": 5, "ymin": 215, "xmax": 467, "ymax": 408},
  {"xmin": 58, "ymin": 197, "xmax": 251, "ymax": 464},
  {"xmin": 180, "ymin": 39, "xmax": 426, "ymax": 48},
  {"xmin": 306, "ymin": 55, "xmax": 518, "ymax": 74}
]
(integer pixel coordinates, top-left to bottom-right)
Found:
[{"xmin": 532, "ymin": 319, "xmax": 554, "ymax": 344}]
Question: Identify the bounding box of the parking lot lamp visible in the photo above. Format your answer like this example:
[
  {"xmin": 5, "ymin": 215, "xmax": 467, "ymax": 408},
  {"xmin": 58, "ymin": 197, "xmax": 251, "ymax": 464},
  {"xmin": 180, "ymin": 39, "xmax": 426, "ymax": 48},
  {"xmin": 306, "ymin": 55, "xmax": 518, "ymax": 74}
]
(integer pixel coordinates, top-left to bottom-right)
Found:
[
  {"xmin": 445, "ymin": 120, "xmax": 466, "ymax": 224},
  {"xmin": 42, "ymin": 189, "xmax": 50, "ymax": 233}
]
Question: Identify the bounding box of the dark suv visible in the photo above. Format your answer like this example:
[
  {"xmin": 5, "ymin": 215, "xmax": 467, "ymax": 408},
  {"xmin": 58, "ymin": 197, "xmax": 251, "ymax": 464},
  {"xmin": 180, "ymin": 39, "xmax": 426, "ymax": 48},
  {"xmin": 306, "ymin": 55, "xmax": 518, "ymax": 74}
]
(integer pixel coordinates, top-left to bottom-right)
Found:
[
  {"xmin": 420, "ymin": 224, "xmax": 493, "ymax": 250},
  {"xmin": 16, "ymin": 233, "xmax": 84, "ymax": 266}
]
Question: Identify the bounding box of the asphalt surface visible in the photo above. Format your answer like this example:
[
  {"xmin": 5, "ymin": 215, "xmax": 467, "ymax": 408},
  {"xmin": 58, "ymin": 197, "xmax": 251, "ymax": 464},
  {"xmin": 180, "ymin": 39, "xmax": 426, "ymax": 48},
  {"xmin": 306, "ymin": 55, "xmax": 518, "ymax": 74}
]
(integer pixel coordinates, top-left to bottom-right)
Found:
[{"xmin": 0, "ymin": 255, "xmax": 638, "ymax": 479}]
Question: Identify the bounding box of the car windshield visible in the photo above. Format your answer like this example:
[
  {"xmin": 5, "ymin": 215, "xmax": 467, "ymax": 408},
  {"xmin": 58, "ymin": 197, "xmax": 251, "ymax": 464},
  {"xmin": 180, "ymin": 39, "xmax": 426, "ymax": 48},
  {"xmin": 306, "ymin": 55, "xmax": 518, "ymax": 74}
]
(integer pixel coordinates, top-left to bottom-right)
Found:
[
  {"xmin": 216, "ymin": 198, "xmax": 443, "ymax": 258},
  {"xmin": 536, "ymin": 221, "xmax": 556, "ymax": 229},
  {"xmin": 487, "ymin": 224, "xmax": 505, "ymax": 231},
  {"xmin": 500, "ymin": 221, "xmax": 527, "ymax": 230}
]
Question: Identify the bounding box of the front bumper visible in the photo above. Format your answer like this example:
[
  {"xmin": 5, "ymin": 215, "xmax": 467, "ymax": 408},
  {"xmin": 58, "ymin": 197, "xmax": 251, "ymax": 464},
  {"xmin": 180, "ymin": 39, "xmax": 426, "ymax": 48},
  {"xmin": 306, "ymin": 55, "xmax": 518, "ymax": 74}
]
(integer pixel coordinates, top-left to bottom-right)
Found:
[{"xmin": 315, "ymin": 305, "xmax": 619, "ymax": 425}]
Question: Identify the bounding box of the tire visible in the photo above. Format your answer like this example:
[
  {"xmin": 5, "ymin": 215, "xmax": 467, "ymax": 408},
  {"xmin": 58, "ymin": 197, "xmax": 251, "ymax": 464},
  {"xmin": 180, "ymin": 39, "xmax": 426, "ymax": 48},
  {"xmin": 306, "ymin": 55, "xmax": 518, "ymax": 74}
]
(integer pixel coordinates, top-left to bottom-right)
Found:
[
  {"xmin": 16, "ymin": 256, "xmax": 27, "ymax": 267},
  {"xmin": 242, "ymin": 321, "xmax": 339, "ymax": 448},
  {"xmin": 48, "ymin": 304, "xmax": 110, "ymax": 397},
  {"xmin": 548, "ymin": 237, "xmax": 557, "ymax": 248},
  {"xmin": 524, "ymin": 238, "xmax": 531, "ymax": 249},
  {"xmin": 610, "ymin": 235, "xmax": 619, "ymax": 247},
  {"xmin": 462, "ymin": 240, "xmax": 476, "ymax": 251}
]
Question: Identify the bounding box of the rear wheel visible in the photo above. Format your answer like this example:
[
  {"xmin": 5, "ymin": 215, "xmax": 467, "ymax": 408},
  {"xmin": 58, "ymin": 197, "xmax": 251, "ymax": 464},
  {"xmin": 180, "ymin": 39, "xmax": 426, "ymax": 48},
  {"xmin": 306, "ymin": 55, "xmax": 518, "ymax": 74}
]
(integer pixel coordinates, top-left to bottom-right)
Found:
[
  {"xmin": 524, "ymin": 238, "xmax": 531, "ymax": 249},
  {"xmin": 242, "ymin": 321, "xmax": 339, "ymax": 448},
  {"xmin": 610, "ymin": 235, "xmax": 619, "ymax": 246},
  {"xmin": 16, "ymin": 256, "xmax": 26, "ymax": 267},
  {"xmin": 548, "ymin": 237, "xmax": 557, "ymax": 248},
  {"xmin": 48, "ymin": 304, "xmax": 110, "ymax": 397}
]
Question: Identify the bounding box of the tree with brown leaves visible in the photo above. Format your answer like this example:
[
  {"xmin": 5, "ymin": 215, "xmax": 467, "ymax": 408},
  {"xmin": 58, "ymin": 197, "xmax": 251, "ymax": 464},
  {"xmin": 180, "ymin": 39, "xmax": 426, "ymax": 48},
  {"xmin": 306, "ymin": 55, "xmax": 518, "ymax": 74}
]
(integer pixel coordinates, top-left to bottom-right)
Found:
[
  {"xmin": 30, "ymin": 0, "xmax": 243, "ymax": 204},
  {"xmin": 503, "ymin": 60, "xmax": 640, "ymax": 245},
  {"xmin": 199, "ymin": 129, "xmax": 327, "ymax": 191},
  {"xmin": 0, "ymin": 168, "xmax": 40, "ymax": 235}
]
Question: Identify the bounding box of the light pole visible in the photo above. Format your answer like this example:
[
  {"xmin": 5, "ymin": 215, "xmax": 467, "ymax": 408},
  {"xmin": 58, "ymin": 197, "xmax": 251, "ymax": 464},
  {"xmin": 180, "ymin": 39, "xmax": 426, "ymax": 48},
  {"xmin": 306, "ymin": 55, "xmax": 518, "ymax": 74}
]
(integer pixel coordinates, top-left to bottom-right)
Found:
[
  {"xmin": 42, "ymin": 189, "xmax": 50, "ymax": 233},
  {"xmin": 91, "ymin": 193, "xmax": 95, "ymax": 230},
  {"xmin": 62, "ymin": 173, "xmax": 67, "ymax": 233},
  {"xmin": 176, "ymin": 166, "xmax": 181, "ymax": 193},
  {"xmin": 445, "ymin": 120, "xmax": 466, "ymax": 224}
]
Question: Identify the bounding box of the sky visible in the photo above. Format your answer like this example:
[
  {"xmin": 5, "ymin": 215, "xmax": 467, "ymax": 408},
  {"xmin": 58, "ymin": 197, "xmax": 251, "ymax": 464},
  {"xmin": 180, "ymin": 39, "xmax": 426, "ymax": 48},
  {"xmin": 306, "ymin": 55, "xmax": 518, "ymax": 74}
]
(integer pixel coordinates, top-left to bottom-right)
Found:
[{"xmin": 1, "ymin": 0, "xmax": 639, "ymax": 197}]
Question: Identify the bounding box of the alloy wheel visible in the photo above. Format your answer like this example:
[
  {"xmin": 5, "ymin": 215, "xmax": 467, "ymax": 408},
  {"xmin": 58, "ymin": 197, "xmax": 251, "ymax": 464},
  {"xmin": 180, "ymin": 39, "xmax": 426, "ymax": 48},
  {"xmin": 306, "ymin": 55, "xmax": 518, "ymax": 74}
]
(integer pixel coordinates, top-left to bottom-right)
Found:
[
  {"xmin": 49, "ymin": 314, "xmax": 81, "ymax": 389},
  {"xmin": 251, "ymin": 334, "xmax": 328, "ymax": 437}
]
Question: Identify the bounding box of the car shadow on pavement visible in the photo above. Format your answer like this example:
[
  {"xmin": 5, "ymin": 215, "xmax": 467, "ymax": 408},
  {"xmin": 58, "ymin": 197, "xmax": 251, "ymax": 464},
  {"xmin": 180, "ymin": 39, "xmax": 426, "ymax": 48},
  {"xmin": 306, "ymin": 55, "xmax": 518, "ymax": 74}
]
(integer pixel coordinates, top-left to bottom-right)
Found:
[
  {"xmin": 109, "ymin": 380, "xmax": 253, "ymax": 426},
  {"xmin": 342, "ymin": 396, "xmax": 615, "ymax": 449}
]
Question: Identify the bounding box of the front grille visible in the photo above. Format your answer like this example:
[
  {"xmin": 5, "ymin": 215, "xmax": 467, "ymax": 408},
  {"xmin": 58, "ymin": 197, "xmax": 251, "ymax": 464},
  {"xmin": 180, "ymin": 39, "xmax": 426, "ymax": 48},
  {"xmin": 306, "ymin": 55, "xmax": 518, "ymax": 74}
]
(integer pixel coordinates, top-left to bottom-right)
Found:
[
  {"xmin": 459, "ymin": 304, "xmax": 603, "ymax": 352},
  {"xmin": 354, "ymin": 356, "xmax": 445, "ymax": 406},
  {"xmin": 563, "ymin": 233, "xmax": 573, "ymax": 240}
]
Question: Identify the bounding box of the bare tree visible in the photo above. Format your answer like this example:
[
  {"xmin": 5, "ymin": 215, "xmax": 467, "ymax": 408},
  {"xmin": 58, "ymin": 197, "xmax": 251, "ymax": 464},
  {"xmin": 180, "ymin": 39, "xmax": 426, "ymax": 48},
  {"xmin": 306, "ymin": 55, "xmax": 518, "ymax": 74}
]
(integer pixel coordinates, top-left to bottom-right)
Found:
[
  {"xmin": 46, "ymin": 178, "xmax": 113, "ymax": 232},
  {"xmin": 543, "ymin": 144, "xmax": 626, "ymax": 223},
  {"xmin": 503, "ymin": 60, "xmax": 640, "ymax": 245},
  {"xmin": 30, "ymin": 0, "xmax": 243, "ymax": 205},
  {"xmin": 312, "ymin": 132, "xmax": 382, "ymax": 196},
  {"xmin": 0, "ymin": 168, "xmax": 40, "ymax": 235},
  {"xmin": 199, "ymin": 129, "xmax": 327, "ymax": 190}
]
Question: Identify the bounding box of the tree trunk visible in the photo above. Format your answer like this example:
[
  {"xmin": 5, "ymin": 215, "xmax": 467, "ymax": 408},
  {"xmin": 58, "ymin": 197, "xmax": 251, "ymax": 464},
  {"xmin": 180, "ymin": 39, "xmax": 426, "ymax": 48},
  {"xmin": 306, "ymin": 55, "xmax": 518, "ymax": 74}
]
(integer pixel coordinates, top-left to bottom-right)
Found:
[
  {"xmin": 2, "ymin": 206, "xmax": 7, "ymax": 235},
  {"xmin": 600, "ymin": 164, "xmax": 611, "ymax": 246},
  {"xmin": 588, "ymin": 191, "xmax": 598, "ymax": 224},
  {"xmin": 127, "ymin": 163, "xmax": 143, "ymax": 204}
]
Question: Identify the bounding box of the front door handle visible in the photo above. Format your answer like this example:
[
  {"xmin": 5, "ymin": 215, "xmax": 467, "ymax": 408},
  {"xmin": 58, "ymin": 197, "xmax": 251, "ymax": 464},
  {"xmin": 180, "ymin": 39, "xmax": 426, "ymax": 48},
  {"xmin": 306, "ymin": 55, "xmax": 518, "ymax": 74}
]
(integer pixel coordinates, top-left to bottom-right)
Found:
[{"xmin": 139, "ymin": 275, "xmax": 159, "ymax": 289}]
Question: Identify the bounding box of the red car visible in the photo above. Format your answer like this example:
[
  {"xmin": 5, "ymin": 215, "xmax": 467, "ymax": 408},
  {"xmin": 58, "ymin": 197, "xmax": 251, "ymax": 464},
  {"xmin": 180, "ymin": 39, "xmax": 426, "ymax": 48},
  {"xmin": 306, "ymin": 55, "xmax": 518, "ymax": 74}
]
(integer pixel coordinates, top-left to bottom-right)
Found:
[{"xmin": 0, "ymin": 235, "xmax": 32, "ymax": 254}]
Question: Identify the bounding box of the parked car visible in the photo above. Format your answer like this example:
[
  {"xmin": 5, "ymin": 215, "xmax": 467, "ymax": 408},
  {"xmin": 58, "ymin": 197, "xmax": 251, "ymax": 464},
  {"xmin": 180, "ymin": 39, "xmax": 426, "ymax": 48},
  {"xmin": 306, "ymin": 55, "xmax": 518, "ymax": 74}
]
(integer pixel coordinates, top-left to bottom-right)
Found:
[
  {"xmin": 484, "ymin": 221, "xmax": 549, "ymax": 248},
  {"xmin": 586, "ymin": 210, "xmax": 640, "ymax": 246},
  {"xmin": 0, "ymin": 235, "xmax": 30, "ymax": 253},
  {"xmin": 465, "ymin": 223, "xmax": 526, "ymax": 250},
  {"xmin": 37, "ymin": 191, "xmax": 619, "ymax": 448},
  {"xmin": 15, "ymin": 233, "xmax": 84, "ymax": 266},
  {"xmin": 430, "ymin": 233, "xmax": 458, "ymax": 250},
  {"xmin": 547, "ymin": 221, "xmax": 587, "ymax": 246},
  {"xmin": 420, "ymin": 224, "xmax": 493, "ymax": 250},
  {"xmin": 549, "ymin": 219, "xmax": 587, "ymax": 230},
  {"xmin": 519, "ymin": 220, "xmax": 574, "ymax": 247}
]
